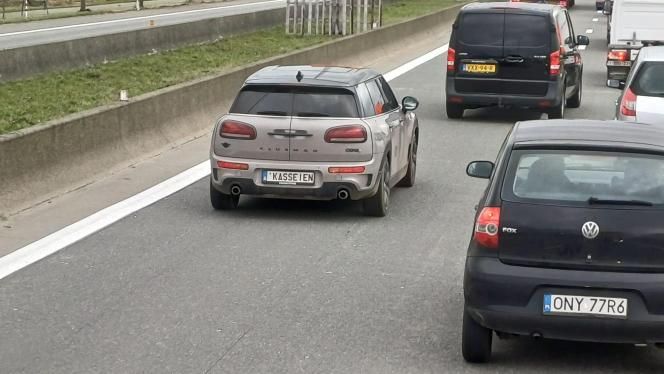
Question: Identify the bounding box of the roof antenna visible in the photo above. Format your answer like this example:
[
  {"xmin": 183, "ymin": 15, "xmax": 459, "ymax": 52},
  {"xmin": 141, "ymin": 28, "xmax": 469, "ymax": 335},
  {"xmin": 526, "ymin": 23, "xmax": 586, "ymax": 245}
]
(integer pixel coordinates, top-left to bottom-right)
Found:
[{"xmin": 296, "ymin": 71, "xmax": 303, "ymax": 82}]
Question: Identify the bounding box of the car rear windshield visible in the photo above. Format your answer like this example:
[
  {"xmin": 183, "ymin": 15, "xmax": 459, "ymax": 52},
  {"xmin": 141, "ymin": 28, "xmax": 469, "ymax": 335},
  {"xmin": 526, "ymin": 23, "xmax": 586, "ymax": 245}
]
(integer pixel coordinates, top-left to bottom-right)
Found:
[
  {"xmin": 502, "ymin": 150, "xmax": 664, "ymax": 207},
  {"xmin": 458, "ymin": 13, "xmax": 549, "ymax": 48},
  {"xmin": 230, "ymin": 85, "xmax": 360, "ymax": 118},
  {"xmin": 632, "ymin": 62, "xmax": 664, "ymax": 97}
]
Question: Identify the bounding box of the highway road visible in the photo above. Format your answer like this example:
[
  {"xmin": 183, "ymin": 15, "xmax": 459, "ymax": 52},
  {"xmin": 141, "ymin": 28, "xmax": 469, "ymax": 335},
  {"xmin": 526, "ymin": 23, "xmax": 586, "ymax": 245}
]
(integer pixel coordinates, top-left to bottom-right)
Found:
[
  {"xmin": 2, "ymin": 2, "xmax": 663, "ymax": 373},
  {"xmin": 0, "ymin": 0, "xmax": 285, "ymax": 50}
]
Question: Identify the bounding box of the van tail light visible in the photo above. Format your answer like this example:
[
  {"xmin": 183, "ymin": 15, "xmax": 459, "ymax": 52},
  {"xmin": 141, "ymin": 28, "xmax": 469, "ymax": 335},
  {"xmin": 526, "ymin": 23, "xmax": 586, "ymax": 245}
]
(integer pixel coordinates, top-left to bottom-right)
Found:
[
  {"xmin": 549, "ymin": 49, "xmax": 561, "ymax": 76},
  {"xmin": 328, "ymin": 166, "xmax": 366, "ymax": 174},
  {"xmin": 219, "ymin": 120, "xmax": 257, "ymax": 140},
  {"xmin": 474, "ymin": 207, "xmax": 501, "ymax": 249},
  {"xmin": 608, "ymin": 49, "xmax": 629, "ymax": 61},
  {"xmin": 447, "ymin": 48, "xmax": 456, "ymax": 73},
  {"xmin": 620, "ymin": 87, "xmax": 637, "ymax": 117},
  {"xmin": 325, "ymin": 125, "xmax": 367, "ymax": 143}
]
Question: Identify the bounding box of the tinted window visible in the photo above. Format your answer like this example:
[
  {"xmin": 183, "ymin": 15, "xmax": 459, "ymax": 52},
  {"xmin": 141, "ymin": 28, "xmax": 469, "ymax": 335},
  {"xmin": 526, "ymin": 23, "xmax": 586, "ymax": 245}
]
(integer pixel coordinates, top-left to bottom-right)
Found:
[
  {"xmin": 366, "ymin": 80, "xmax": 386, "ymax": 115},
  {"xmin": 503, "ymin": 150, "xmax": 664, "ymax": 206},
  {"xmin": 377, "ymin": 77, "xmax": 399, "ymax": 112},
  {"xmin": 633, "ymin": 62, "xmax": 664, "ymax": 97},
  {"xmin": 505, "ymin": 14, "xmax": 550, "ymax": 48},
  {"xmin": 231, "ymin": 85, "xmax": 359, "ymax": 117},
  {"xmin": 458, "ymin": 13, "xmax": 504, "ymax": 47}
]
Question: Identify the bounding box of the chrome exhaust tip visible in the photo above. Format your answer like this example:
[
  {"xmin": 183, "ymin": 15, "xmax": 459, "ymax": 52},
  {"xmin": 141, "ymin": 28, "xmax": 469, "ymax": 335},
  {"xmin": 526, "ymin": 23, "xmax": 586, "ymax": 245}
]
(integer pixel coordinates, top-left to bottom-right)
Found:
[
  {"xmin": 337, "ymin": 189, "xmax": 350, "ymax": 200},
  {"xmin": 230, "ymin": 185, "xmax": 242, "ymax": 196}
]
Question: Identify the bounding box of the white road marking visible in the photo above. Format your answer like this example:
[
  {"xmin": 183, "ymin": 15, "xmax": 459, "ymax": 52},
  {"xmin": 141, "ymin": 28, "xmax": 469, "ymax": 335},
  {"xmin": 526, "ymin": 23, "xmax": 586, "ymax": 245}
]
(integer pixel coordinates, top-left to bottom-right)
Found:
[
  {"xmin": 0, "ymin": 0, "xmax": 284, "ymax": 38},
  {"xmin": 593, "ymin": 18, "xmax": 599, "ymax": 22},
  {"xmin": 0, "ymin": 44, "xmax": 450, "ymax": 281},
  {"xmin": 586, "ymin": 29, "xmax": 594, "ymax": 34},
  {"xmin": 597, "ymin": 10, "xmax": 603, "ymax": 14},
  {"xmin": 578, "ymin": 45, "xmax": 587, "ymax": 51}
]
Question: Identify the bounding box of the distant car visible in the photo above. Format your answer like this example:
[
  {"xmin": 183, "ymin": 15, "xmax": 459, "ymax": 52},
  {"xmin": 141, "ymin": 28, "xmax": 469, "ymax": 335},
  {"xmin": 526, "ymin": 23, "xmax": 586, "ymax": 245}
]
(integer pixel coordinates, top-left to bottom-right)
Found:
[
  {"xmin": 615, "ymin": 46, "xmax": 664, "ymax": 124},
  {"xmin": 463, "ymin": 120, "xmax": 664, "ymax": 363},
  {"xmin": 509, "ymin": 0, "xmax": 574, "ymax": 9},
  {"xmin": 445, "ymin": 3, "xmax": 589, "ymax": 120},
  {"xmin": 209, "ymin": 65, "xmax": 420, "ymax": 217}
]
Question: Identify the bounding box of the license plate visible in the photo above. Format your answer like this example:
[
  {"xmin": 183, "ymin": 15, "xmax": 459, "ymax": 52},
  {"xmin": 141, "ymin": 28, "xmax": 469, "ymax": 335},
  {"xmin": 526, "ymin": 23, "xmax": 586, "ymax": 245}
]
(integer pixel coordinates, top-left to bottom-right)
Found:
[
  {"xmin": 543, "ymin": 294, "xmax": 628, "ymax": 318},
  {"xmin": 462, "ymin": 63, "xmax": 496, "ymax": 74},
  {"xmin": 262, "ymin": 170, "xmax": 315, "ymax": 186},
  {"xmin": 607, "ymin": 60, "xmax": 632, "ymax": 67}
]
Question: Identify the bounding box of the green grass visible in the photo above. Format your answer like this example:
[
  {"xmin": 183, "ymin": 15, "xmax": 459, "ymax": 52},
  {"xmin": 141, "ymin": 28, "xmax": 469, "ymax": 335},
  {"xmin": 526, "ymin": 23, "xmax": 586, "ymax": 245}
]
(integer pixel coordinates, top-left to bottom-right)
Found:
[{"xmin": 0, "ymin": 0, "xmax": 467, "ymax": 134}]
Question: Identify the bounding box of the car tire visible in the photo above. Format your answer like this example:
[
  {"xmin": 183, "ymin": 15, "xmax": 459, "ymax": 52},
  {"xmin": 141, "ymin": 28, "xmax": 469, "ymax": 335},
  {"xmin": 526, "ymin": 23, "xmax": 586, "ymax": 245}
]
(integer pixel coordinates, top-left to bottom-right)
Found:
[
  {"xmin": 462, "ymin": 307, "xmax": 493, "ymax": 363},
  {"xmin": 446, "ymin": 103, "xmax": 464, "ymax": 119},
  {"xmin": 548, "ymin": 88, "xmax": 566, "ymax": 119},
  {"xmin": 210, "ymin": 179, "xmax": 239, "ymax": 210},
  {"xmin": 363, "ymin": 159, "xmax": 390, "ymax": 217},
  {"xmin": 397, "ymin": 134, "xmax": 418, "ymax": 187},
  {"xmin": 567, "ymin": 77, "xmax": 582, "ymax": 108}
]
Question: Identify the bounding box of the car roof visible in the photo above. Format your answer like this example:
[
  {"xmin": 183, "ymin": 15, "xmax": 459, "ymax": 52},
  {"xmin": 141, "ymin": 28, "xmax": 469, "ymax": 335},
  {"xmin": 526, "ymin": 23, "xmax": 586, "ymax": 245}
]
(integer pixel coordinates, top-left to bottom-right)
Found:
[
  {"xmin": 460, "ymin": 2, "xmax": 557, "ymax": 14},
  {"xmin": 639, "ymin": 46, "xmax": 664, "ymax": 62},
  {"xmin": 244, "ymin": 65, "xmax": 381, "ymax": 87},
  {"xmin": 512, "ymin": 120, "xmax": 664, "ymax": 151}
]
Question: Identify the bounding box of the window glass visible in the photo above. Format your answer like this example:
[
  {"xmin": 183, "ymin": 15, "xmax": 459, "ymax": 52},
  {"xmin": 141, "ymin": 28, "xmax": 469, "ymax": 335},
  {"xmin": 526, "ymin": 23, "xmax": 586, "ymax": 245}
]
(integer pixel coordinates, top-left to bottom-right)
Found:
[
  {"xmin": 503, "ymin": 150, "xmax": 664, "ymax": 206},
  {"xmin": 230, "ymin": 86, "xmax": 292, "ymax": 116},
  {"xmin": 377, "ymin": 77, "xmax": 399, "ymax": 112},
  {"xmin": 366, "ymin": 80, "xmax": 386, "ymax": 115},
  {"xmin": 293, "ymin": 89, "xmax": 359, "ymax": 118},
  {"xmin": 458, "ymin": 13, "xmax": 504, "ymax": 47},
  {"xmin": 356, "ymin": 83, "xmax": 375, "ymax": 117},
  {"xmin": 505, "ymin": 14, "xmax": 550, "ymax": 48},
  {"xmin": 633, "ymin": 62, "xmax": 664, "ymax": 97}
]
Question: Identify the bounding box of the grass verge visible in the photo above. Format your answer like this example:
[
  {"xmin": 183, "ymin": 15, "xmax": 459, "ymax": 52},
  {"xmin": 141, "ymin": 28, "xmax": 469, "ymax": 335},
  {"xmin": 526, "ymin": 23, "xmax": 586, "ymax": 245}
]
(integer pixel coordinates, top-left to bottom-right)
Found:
[{"xmin": 0, "ymin": 0, "xmax": 462, "ymax": 134}]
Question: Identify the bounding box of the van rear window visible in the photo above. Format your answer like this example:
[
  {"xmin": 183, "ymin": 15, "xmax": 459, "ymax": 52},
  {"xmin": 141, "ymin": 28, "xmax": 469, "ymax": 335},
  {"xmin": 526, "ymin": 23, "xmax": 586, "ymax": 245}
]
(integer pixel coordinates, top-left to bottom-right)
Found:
[
  {"xmin": 632, "ymin": 62, "xmax": 664, "ymax": 97},
  {"xmin": 458, "ymin": 13, "xmax": 549, "ymax": 48},
  {"xmin": 503, "ymin": 150, "xmax": 664, "ymax": 207},
  {"xmin": 504, "ymin": 14, "xmax": 549, "ymax": 48},
  {"xmin": 458, "ymin": 13, "xmax": 504, "ymax": 46},
  {"xmin": 230, "ymin": 85, "xmax": 359, "ymax": 118}
]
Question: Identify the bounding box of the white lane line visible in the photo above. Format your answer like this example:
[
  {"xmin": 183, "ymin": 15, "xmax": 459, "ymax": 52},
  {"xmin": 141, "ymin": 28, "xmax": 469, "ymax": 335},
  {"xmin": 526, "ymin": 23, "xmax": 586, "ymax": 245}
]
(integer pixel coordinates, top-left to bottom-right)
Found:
[
  {"xmin": 592, "ymin": 18, "xmax": 599, "ymax": 22},
  {"xmin": 578, "ymin": 45, "xmax": 587, "ymax": 51},
  {"xmin": 0, "ymin": 43, "xmax": 450, "ymax": 281},
  {"xmin": 586, "ymin": 29, "xmax": 594, "ymax": 34},
  {"xmin": 0, "ymin": 0, "xmax": 284, "ymax": 38}
]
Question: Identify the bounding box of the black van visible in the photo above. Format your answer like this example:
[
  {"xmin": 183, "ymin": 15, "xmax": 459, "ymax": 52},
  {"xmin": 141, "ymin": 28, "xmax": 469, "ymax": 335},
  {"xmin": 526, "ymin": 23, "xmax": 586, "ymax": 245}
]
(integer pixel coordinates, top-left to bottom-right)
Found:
[{"xmin": 445, "ymin": 3, "xmax": 589, "ymax": 119}]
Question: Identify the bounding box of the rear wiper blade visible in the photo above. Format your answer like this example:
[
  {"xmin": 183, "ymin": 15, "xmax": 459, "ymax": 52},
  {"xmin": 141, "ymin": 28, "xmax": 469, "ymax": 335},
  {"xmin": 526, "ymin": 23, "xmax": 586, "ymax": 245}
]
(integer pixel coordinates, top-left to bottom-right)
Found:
[
  {"xmin": 588, "ymin": 197, "xmax": 654, "ymax": 206},
  {"xmin": 256, "ymin": 110, "xmax": 288, "ymax": 116}
]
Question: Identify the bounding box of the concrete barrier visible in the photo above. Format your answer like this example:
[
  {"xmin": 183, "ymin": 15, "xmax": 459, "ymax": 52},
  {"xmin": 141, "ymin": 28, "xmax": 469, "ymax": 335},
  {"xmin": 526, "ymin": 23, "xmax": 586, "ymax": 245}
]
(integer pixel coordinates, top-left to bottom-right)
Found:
[
  {"xmin": 0, "ymin": 7, "xmax": 284, "ymax": 82},
  {"xmin": 0, "ymin": 3, "xmax": 464, "ymax": 216}
]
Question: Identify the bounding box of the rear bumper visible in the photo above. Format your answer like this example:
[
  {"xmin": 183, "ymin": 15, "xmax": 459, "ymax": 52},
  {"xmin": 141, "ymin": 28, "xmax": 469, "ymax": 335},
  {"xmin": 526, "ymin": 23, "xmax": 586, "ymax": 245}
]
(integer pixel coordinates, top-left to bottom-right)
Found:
[
  {"xmin": 445, "ymin": 78, "xmax": 562, "ymax": 110},
  {"xmin": 607, "ymin": 64, "xmax": 631, "ymax": 84},
  {"xmin": 209, "ymin": 155, "xmax": 381, "ymax": 200},
  {"xmin": 464, "ymin": 256, "xmax": 664, "ymax": 344}
]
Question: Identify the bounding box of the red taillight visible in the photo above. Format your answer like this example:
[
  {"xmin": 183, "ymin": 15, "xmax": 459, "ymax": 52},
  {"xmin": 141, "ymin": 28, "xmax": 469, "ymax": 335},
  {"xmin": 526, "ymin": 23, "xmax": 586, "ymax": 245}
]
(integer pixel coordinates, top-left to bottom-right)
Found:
[
  {"xmin": 447, "ymin": 48, "xmax": 456, "ymax": 73},
  {"xmin": 474, "ymin": 207, "xmax": 500, "ymax": 249},
  {"xmin": 324, "ymin": 125, "xmax": 367, "ymax": 143},
  {"xmin": 620, "ymin": 87, "xmax": 637, "ymax": 117},
  {"xmin": 219, "ymin": 120, "xmax": 256, "ymax": 140},
  {"xmin": 608, "ymin": 49, "xmax": 629, "ymax": 61},
  {"xmin": 217, "ymin": 161, "xmax": 249, "ymax": 170},
  {"xmin": 559, "ymin": 0, "xmax": 568, "ymax": 7},
  {"xmin": 328, "ymin": 166, "xmax": 366, "ymax": 174},
  {"xmin": 550, "ymin": 49, "xmax": 561, "ymax": 76}
]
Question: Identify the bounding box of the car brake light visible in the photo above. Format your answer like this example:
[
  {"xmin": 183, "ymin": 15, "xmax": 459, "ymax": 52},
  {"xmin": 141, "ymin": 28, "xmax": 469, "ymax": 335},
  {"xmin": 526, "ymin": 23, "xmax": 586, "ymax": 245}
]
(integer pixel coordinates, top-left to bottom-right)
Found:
[
  {"xmin": 474, "ymin": 207, "xmax": 500, "ymax": 249},
  {"xmin": 559, "ymin": 0, "xmax": 568, "ymax": 7},
  {"xmin": 620, "ymin": 87, "xmax": 637, "ymax": 117},
  {"xmin": 328, "ymin": 166, "xmax": 366, "ymax": 174},
  {"xmin": 447, "ymin": 48, "xmax": 456, "ymax": 73},
  {"xmin": 217, "ymin": 161, "xmax": 249, "ymax": 170},
  {"xmin": 550, "ymin": 49, "xmax": 561, "ymax": 76},
  {"xmin": 325, "ymin": 125, "xmax": 367, "ymax": 143},
  {"xmin": 219, "ymin": 120, "xmax": 257, "ymax": 140},
  {"xmin": 608, "ymin": 49, "xmax": 629, "ymax": 61}
]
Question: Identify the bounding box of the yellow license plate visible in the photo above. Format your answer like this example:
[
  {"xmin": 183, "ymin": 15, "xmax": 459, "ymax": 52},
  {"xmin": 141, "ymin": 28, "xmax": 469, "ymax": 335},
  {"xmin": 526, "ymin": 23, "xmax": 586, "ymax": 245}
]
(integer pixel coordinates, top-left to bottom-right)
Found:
[{"xmin": 463, "ymin": 64, "xmax": 496, "ymax": 73}]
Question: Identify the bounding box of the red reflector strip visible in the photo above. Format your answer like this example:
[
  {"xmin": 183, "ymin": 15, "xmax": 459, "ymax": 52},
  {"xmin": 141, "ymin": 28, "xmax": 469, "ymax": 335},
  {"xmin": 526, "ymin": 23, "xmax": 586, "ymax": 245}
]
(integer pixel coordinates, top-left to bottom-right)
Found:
[
  {"xmin": 217, "ymin": 161, "xmax": 249, "ymax": 170},
  {"xmin": 328, "ymin": 166, "xmax": 366, "ymax": 174}
]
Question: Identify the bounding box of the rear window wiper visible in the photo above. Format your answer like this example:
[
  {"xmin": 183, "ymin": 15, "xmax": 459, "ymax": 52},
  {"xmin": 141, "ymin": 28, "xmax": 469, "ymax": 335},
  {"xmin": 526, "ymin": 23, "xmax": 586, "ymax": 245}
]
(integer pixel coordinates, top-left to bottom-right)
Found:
[
  {"xmin": 256, "ymin": 110, "xmax": 288, "ymax": 116},
  {"xmin": 588, "ymin": 197, "xmax": 654, "ymax": 206}
]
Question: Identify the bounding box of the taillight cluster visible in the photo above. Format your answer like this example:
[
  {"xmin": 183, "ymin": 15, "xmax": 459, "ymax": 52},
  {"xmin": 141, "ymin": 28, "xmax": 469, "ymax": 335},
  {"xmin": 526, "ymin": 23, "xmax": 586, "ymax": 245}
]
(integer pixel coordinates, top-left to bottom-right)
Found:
[
  {"xmin": 620, "ymin": 87, "xmax": 637, "ymax": 118},
  {"xmin": 324, "ymin": 125, "xmax": 367, "ymax": 143},
  {"xmin": 474, "ymin": 207, "xmax": 501, "ymax": 249},
  {"xmin": 447, "ymin": 48, "xmax": 456, "ymax": 73},
  {"xmin": 219, "ymin": 120, "xmax": 257, "ymax": 140},
  {"xmin": 608, "ymin": 49, "xmax": 629, "ymax": 62},
  {"xmin": 550, "ymin": 49, "xmax": 562, "ymax": 76}
]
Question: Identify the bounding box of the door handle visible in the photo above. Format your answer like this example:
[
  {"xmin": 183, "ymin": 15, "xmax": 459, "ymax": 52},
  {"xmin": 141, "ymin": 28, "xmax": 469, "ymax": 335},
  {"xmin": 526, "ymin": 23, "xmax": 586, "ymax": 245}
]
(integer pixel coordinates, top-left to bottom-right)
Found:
[
  {"xmin": 505, "ymin": 55, "xmax": 525, "ymax": 63},
  {"xmin": 388, "ymin": 119, "xmax": 404, "ymax": 128}
]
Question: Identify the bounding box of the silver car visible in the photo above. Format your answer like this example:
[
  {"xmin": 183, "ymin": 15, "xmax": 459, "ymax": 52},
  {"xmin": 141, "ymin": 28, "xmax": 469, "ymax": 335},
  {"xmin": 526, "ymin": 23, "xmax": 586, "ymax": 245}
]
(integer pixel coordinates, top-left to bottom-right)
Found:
[
  {"xmin": 209, "ymin": 65, "xmax": 420, "ymax": 216},
  {"xmin": 615, "ymin": 46, "xmax": 664, "ymax": 124}
]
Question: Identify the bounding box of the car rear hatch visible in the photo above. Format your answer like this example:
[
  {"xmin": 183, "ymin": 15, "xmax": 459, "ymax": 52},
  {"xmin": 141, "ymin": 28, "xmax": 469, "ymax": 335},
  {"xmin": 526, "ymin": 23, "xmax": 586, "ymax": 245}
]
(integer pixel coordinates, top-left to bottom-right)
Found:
[
  {"xmin": 453, "ymin": 9, "xmax": 551, "ymax": 96},
  {"xmin": 498, "ymin": 148, "xmax": 664, "ymax": 272},
  {"xmin": 633, "ymin": 61, "xmax": 664, "ymax": 124}
]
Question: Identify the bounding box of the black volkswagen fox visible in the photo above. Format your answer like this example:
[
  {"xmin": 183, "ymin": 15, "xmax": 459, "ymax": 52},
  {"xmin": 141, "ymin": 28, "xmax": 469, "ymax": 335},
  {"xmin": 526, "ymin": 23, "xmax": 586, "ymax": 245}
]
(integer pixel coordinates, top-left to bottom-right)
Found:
[
  {"xmin": 463, "ymin": 120, "xmax": 664, "ymax": 363},
  {"xmin": 445, "ymin": 3, "xmax": 589, "ymax": 119}
]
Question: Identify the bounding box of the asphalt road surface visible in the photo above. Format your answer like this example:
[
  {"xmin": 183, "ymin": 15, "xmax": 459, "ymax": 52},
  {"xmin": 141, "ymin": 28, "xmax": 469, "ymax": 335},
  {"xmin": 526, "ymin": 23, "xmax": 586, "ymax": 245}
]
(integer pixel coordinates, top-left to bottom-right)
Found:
[
  {"xmin": 2, "ymin": 2, "xmax": 663, "ymax": 373},
  {"xmin": 0, "ymin": 0, "xmax": 285, "ymax": 50}
]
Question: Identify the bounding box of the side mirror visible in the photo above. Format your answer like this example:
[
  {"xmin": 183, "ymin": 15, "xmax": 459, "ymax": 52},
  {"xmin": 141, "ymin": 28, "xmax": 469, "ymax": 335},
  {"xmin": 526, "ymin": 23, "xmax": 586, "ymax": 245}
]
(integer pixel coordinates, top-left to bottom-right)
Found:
[
  {"xmin": 402, "ymin": 96, "xmax": 419, "ymax": 112},
  {"xmin": 467, "ymin": 161, "xmax": 494, "ymax": 179},
  {"xmin": 577, "ymin": 35, "xmax": 590, "ymax": 46}
]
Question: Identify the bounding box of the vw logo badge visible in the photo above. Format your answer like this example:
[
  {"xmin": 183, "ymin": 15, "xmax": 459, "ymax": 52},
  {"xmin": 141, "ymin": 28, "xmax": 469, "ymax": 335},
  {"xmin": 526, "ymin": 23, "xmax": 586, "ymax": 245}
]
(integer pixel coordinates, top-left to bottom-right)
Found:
[{"xmin": 582, "ymin": 221, "xmax": 600, "ymax": 239}]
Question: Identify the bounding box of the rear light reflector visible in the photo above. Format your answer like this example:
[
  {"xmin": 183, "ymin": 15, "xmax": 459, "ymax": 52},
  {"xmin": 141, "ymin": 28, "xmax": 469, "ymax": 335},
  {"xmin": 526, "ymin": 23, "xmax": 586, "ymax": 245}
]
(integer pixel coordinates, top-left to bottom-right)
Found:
[
  {"xmin": 550, "ymin": 49, "xmax": 561, "ymax": 76},
  {"xmin": 474, "ymin": 207, "xmax": 500, "ymax": 249},
  {"xmin": 325, "ymin": 125, "xmax": 367, "ymax": 143},
  {"xmin": 328, "ymin": 166, "xmax": 366, "ymax": 174},
  {"xmin": 447, "ymin": 47, "xmax": 456, "ymax": 73},
  {"xmin": 620, "ymin": 87, "xmax": 637, "ymax": 117},
  {"xmin": 217, "ymin": 161, "xmax": 249, "ymax": 170},
  {"xmin": 608, "ymin": 49, "xmax": 629, "ymax": 61},
  {"xmin": 219, "ymin": 120, "xmax": 257, "ymax": 140}
]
